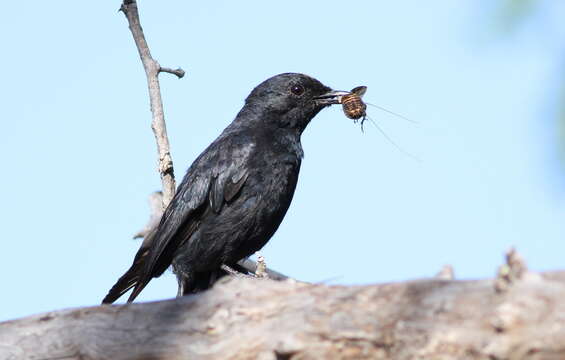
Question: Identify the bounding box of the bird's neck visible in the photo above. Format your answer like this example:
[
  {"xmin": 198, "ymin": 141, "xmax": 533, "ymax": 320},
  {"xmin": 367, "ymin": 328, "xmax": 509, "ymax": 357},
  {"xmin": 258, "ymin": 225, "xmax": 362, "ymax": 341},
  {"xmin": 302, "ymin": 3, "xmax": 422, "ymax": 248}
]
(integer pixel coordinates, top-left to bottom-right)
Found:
[
  {"xmin": 229, "ymin": 107, "xmax": 305, "ymax": 160},
  {"xmin": 239, "ymin": 103, "xmax": 317, "ymax": 131}
]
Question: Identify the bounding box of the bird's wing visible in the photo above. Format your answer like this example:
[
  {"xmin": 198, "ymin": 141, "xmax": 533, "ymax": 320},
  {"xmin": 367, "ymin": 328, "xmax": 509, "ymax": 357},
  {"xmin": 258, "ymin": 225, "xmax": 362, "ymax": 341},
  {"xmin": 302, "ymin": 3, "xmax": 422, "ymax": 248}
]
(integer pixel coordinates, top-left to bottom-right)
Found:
[
  {"xmin": 102, "ymin": 171, "xmax": 212, "ymax": 304},
  {"xmin": 125, "ymin": 139, "xmax": 254, "ymax": 302}
]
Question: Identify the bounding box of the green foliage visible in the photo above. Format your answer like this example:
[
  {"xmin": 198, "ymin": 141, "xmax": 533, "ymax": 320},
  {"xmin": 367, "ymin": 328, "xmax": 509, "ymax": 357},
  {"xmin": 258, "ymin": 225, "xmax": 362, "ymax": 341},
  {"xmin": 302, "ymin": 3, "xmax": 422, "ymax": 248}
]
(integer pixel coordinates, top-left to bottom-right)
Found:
[{"xmin": 496, "ymin": 0, "xmax": 538, "ymax": 33}]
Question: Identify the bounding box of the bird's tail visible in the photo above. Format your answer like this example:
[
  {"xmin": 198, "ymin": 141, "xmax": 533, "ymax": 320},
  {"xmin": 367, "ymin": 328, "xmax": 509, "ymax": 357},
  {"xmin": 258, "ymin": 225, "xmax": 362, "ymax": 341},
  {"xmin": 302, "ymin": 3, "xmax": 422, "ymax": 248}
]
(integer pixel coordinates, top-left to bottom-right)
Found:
[{"xmin": 102, "ymin": 246, "xmax": 150, "ymax": 304}]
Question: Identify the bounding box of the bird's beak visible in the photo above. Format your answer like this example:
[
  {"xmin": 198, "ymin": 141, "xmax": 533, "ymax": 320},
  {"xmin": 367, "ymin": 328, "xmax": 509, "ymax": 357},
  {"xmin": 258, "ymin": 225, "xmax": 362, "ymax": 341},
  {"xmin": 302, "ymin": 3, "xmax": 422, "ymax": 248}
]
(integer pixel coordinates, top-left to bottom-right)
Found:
[{"xmin": 314, "ymin": 90, "xmax": 351, "ymax": 105}]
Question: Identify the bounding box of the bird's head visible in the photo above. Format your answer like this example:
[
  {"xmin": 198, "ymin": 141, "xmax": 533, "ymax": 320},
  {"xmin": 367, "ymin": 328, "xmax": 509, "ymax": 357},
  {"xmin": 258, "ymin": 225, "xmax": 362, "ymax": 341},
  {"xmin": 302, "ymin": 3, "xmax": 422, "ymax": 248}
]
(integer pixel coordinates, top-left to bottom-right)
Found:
[{"xmin": 242, "ymin": 73, "xmax": 348, "ymax": 133}]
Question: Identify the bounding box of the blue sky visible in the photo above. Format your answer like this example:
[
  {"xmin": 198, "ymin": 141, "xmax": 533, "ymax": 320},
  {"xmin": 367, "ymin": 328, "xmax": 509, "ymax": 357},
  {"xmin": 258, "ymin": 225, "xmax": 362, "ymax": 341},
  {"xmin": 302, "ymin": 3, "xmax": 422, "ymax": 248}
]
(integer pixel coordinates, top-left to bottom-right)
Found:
[{"xmin": 1, "ymin": 1, "xmax": 564, "ymax": 321}]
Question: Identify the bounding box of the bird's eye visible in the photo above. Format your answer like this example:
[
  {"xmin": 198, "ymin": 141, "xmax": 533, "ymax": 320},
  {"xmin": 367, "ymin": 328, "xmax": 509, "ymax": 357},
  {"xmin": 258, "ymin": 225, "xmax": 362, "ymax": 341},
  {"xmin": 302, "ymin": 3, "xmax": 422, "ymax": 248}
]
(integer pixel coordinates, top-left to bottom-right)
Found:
[{"xmin": 290, "ymin": 84, "xmax": 305, "ymax": 96}]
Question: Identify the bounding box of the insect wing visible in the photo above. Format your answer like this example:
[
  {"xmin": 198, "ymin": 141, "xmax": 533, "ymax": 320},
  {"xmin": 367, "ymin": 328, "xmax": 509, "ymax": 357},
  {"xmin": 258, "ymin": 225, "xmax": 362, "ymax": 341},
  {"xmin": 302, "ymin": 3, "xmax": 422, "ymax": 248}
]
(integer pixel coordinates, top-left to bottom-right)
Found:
[{"xmin": 350, "ymin": 86, "xmax": 367, "ymax": 98}]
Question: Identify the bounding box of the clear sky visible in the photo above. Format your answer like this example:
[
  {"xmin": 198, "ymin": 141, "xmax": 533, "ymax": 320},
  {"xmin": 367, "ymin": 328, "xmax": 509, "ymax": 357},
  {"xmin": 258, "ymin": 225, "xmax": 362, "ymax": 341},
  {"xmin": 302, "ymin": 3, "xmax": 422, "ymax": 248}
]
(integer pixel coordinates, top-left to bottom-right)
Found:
[{"xmin": 1, "ymin": 1, "xmax": 564, "ymax": 321}]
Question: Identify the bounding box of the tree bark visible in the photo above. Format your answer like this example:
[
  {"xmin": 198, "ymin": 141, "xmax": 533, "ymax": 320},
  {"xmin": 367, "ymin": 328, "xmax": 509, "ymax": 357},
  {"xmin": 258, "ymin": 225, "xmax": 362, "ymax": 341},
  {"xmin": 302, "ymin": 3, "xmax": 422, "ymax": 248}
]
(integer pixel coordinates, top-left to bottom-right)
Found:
[{"xmin": 3, "ymin": 269, "xmax": 565, "ymax": 360}]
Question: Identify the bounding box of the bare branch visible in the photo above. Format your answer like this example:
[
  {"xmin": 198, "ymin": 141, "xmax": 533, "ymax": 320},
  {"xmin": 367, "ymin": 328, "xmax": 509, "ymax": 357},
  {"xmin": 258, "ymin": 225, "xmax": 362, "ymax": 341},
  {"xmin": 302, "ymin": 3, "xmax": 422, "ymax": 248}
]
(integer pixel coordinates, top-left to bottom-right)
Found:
[
  {"xmin": 120, "ymin": 0, "xmax": 180, "ymax": 208},
  {"xmin": 4, "ymin": 271, "xmax": 565, "ymax": 359}
]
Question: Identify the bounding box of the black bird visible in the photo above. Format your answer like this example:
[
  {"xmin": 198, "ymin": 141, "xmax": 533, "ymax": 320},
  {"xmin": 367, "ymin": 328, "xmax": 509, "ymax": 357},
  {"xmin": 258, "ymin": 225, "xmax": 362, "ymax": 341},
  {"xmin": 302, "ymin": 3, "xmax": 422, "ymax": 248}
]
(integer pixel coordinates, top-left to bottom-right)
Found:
[{"xmin": 102, "ymin": 73, "xmax": 348, "ymax": 304}]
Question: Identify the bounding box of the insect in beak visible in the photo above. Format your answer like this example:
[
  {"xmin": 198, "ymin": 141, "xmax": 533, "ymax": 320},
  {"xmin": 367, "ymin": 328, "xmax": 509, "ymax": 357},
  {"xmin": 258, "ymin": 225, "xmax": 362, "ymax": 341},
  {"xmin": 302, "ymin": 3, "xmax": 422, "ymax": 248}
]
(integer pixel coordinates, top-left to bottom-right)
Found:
[{"xmin": 341, "ymin": 86, "xmax": 368, "ymax": 122}]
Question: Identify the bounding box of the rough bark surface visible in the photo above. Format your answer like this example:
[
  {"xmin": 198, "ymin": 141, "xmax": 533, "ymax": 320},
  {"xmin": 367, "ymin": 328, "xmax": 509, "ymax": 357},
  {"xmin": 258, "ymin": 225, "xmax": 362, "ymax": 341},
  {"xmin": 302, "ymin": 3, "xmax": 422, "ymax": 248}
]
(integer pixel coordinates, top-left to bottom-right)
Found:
[{"xmin": 3, "ymin": 270, "xmax": 565, "ymax": 360}]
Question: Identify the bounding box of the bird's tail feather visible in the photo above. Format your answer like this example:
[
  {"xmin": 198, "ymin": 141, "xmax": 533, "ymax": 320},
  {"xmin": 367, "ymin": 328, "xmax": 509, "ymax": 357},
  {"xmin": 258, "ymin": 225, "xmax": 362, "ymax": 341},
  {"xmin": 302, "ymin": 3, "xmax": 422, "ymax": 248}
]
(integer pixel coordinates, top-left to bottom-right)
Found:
[
  {"xmin": 102, "ymin": 248, "xmax": 149, "ymax": 304},
  {"xmin": 102, "ymin": 268, "xmax": 139, "ymax": 304}
]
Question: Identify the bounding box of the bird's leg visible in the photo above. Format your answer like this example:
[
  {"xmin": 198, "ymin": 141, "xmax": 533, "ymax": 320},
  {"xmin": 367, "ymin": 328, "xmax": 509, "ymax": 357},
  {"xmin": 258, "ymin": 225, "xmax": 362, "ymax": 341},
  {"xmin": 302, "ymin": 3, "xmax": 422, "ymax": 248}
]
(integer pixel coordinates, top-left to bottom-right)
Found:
[
  {"xmin": 174, "ymin": 268, "xmax": 194, "ymax": 297},
  {"xmin": 176, "ymin": 279, "xmax": 185, "ymax": 297},
  {"xmin": 176, "ymin": 275, "xmax": 190, "ymax": 297}
]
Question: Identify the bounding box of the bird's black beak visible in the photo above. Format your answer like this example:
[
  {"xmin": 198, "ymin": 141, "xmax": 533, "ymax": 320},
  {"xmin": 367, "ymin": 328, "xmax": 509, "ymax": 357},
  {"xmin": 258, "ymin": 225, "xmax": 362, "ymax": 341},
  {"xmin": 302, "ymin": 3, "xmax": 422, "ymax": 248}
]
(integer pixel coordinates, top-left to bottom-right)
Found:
[{"xmin": 314, "ymin": 90, "xmax": 351, "ymax": 105}]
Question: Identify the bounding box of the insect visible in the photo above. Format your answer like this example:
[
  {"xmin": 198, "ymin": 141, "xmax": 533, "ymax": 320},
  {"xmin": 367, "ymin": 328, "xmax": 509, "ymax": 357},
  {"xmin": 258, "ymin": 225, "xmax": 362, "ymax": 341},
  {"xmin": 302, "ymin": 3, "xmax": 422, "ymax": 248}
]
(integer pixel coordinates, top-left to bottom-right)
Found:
[
  {"xmin": 340, "ymin": 85, "xmax": 420, "ymax": 161},
  {"xmin": 341, "ymin": 85, "xmax": 368, "ymax": 123}
]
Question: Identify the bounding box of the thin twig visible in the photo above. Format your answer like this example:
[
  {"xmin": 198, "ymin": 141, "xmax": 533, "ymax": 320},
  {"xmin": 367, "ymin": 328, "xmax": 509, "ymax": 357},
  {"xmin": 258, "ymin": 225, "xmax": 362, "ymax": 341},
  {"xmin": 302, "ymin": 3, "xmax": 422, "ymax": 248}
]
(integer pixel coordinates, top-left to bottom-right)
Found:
[
  {"xmin": 160, "ymin": 67, "xmax": 185, "ymax": 78},
  {"xmin": 120, "ymin": 0, "xmax": 183, "ymax": 208}
]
